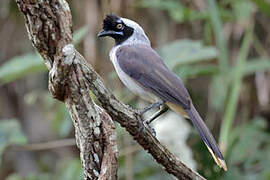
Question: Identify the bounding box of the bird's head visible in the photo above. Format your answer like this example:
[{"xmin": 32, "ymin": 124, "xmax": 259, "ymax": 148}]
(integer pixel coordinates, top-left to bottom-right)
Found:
[{"xmin": 98, "ymin": 14, "xmax": 150, "ymax": 45}]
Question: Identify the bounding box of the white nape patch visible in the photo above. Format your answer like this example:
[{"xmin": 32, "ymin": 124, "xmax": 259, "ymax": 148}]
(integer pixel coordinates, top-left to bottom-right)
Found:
[
  {"xmin": 121, "ymin": 18, "xmax": 145, "ymax": 34},
  {"xmin": 121, "ymin": 18, "xmax": 151, "ymax": 46}
]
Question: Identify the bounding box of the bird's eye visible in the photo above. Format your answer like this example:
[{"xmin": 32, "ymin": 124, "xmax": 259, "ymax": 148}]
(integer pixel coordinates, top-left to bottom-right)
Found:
[{"xmin": 116, "ymin": 23, "xmax": 123, "ymax": 30}]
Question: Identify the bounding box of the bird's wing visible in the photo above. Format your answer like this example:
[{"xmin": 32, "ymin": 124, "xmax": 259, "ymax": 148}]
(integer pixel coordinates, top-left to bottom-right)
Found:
[
  {"xmin": 116, "ymin": 44, "xmax": 227, "ymax": 171},
  {"xmin": 116, "ymin": 44, "xmax": 190, "ymax": 109}
]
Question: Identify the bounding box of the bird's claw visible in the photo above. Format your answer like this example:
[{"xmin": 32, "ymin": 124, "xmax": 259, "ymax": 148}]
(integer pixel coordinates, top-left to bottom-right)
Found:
[{"xmin": 144, "ymin": 121, "xmax": 156, "ymax": 136}]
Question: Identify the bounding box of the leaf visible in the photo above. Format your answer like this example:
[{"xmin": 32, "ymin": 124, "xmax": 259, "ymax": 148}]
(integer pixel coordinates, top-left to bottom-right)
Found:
[
  {"xmin": 226, "ymin": 58, "xmax": 270, "ymax": 82},
  {"xmin": 51, "ymin": 103, "xmax": 72, "ymax": 137},
  {"xmin": 139, "ymin": 0, "xmax": 207, "ymax": 22},
  {"xmin": 175, "ymin": 64, "xmax": 219, "ymax": 80},
  {"xmin": 0, "ymin": 53, "xmax": 46, "ymax": 84},
  {"xmin": 6, "ymin": 174, "xmax": 24, "ymax": 180},
  {"xmin": 0, "ymin": 26, "xmax": 88, "ymax": 85},
  {"xmin": 0, "ymin": 119, "xmax": 27, "ymax": 166},
  {"xmin": 253, "ymin": 0, "xmax": 270, "ymax": 18},
  {"xmin": 219, "ymin": 29, "xmax": 253, "ymax": 150},
  {"xmin": 243, "ymin": 58, "xmax": 270, "ymax": 75},
  {"xmin": 207, "ymin": 0, "xmax": 229, "ymax": 71},
  {"xmin": 140, "ymin": 0, "xmax": 184, "ymax": 22},
  {"xmin": 232, "ymin": 0, "xmax": 253, "ymax": 21},
  {"xmin": 225, "ymin": 118, "xmax": 270, "ymax": 180},
  {"xmin": 229, "ymin": 120, "xmax": 267, "ymax": 163},
  {"xmin": 209, "ymin": 75, "xmax": 228, "ymax": 110},
  {"xmin": 158, "ymin": 39, "xmax": 217, "ymax": 69},
  {"xmin": 59, "ymin": 105, "xmax": 72, "ymax": 137}
]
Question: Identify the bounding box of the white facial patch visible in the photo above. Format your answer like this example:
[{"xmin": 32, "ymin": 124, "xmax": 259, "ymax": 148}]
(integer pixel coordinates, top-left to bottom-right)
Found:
[{"xmin": 121, "ymin": 18, "xmax": 151, "ymax": 46}]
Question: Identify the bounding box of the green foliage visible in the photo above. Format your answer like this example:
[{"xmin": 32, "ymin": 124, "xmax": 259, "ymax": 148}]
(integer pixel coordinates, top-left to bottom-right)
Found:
[
  {"xmin": 52, "ymin": 103, "xmax": 72, "ymax": 137},
  {"xmin": 225, "ymin": 118, "xmax": 270, "ymax": 180},
  {"xmin": 54, "ymin": 159, "xmax": 83, "ymax": 180},
  {"xmin": 0, "ymin": 53, "xmax": 46, "ymax": 84},
  {"xmin": 6, "ymin": 174, "xmax": 24, "ymax": 180},
  {"xmin": 158, "ymin": 39, "xmax": 217, "ymax": 69},
  {"xmin": 209, "ymin": 57, "xmax": 270, "ymax": 111},
  {"xmin": 118, "ymin": 150, "xmax": 174, "ymax": 180},
  {"xmin": 209, "ymin": 75, "xmax": 228, "ymax": 110},
  {"xmin": 140, "ymin": 0, "xmax": 207, "ymax": 22},
  {"xmin": 191, "ymin": 117, "xmax": 270, "ymax": 180},
  {"xmin": 2, "ymin": 0, "xmax": 270, "ymax": 179},
  {"xmin": 242, "ymin": 58, "xmax": 270, "ymax": 76},
  {"xmin": 207, "ymin": 0, "xmax": 229, "ymax": 71},
  {"xmin": 0, "ymin": 26, "xmax": 88, "ymax": 85},
  {"xmin": 231, "ymin": 0, "xmax": 253, "ymax": 21},
  {"xmin": 219, "ymin": 29, "xmax": 253, "ymax": 149},
  {"xmin": 138, "ymin": 0, "xmax": 270, "ymax": 179},
  {"xmin": 189, "ymin": 131, "xmax": 224, "ymax": 180},
  {"xmin": 0, "ymin": 119, "xmax": 27, "ymax": 166},
  {"xmin": 73, "ymin": 26, "xmax": 88, "ymax": 45},
  {"xmin": 175, "ymin": 64, "xmax": 219, "ymax": 79},
  {"xmin": 252, "ymin": 0, "xmax": 270, "ymax": 18},
  {"xmin": 24, "ymin": 90, "xmax": 72, "ymax": 137}
]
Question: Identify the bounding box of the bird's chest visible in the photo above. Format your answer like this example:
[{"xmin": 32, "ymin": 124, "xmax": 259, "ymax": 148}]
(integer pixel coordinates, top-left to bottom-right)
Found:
[{"xmin": 109, "ymin": 46, "xmax": 158, "ymax": 102}]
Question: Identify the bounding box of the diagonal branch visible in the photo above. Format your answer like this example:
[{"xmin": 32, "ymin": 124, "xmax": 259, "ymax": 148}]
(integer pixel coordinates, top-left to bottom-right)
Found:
[
  {"xmin": 15, "ymin": 0, "xmax": 205, "ymax": 179},
  {"xmin": 66, "ymin": 45, "xmax": 205, "ymax": 180}
]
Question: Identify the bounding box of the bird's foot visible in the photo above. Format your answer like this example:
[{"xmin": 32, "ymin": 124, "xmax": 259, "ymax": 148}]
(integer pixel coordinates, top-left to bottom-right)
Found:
[
  {"xmin": 137, "ymin": 116, "xmax": 156, "ymax": 136},
  {"xmin": 144, "ymin": 121, "xmax": 156, "ymax": 136}
]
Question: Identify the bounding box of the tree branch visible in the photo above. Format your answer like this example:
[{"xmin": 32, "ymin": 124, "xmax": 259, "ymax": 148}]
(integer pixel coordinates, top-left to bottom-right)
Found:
[
  {"xmin": 15, "ymin": 1, "xmax": 117, "ymax": 180},
  {"xmin": 67, "ymin": 45, "xmax": 205, "ymax": 180},
  {"xmin": 15, "ymin": 0, "xmax": 205, "ymax": 179}
]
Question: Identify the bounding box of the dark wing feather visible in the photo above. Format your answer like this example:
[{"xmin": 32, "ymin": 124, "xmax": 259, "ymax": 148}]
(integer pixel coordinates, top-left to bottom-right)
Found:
[
  {"xmin": 116, "ymin": 44, "xmax": 190, "ymax": 109},
  {"xmin": 116, "ymin": 44, "xmax": 227, "ymax": 170}
]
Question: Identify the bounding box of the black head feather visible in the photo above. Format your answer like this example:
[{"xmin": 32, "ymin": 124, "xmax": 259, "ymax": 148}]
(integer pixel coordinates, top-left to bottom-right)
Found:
[
  {"xmin": 99, "ymin": 14, "xmax": 134, "ymax": 45},
  {"xmin": 103, "ymin": 14, "xmax": 121, "ymax": 31}
]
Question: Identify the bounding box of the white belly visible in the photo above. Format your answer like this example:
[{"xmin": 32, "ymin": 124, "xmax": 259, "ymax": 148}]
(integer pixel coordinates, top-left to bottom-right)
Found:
[{"xmin": 110, "ymin": 46, "xmax": 160, "ymax": 103}]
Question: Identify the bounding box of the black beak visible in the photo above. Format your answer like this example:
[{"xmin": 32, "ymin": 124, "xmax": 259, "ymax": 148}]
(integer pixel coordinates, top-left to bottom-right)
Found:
[{"xmin": 97, "ymin": 30, "xmax": 124, "ymax": 37}]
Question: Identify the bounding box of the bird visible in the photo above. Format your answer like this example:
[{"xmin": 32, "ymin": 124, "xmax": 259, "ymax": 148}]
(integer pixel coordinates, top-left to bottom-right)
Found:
[{"xmin": 97, "ymin": 14, "xmax": 227, "ymax": 171}]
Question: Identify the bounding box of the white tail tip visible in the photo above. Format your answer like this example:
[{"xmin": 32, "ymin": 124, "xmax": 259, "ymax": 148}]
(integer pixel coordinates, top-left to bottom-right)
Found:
[{"xmin": 206, "ymin": 143, "xmax": 228, "ymax": 171}]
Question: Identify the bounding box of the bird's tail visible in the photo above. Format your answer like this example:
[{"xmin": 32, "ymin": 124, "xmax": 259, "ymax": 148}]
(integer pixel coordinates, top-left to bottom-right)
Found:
[{"xmin": 185, "ymin": 103, "xmax": 227, "ymax": 171}]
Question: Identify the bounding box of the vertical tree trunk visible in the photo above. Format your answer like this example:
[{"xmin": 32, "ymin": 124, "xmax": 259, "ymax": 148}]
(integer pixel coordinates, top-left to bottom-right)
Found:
[{"xmin": 14, "ymin": 1, "xmax": 118, "ymax": 179}]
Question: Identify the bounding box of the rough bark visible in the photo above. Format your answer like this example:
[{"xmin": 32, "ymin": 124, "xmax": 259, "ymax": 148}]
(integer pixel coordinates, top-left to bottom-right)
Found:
[
  {"xmin": 15, "ymin": 0, "xmax": 205, "ymax": 179},
  {"xmin": 15, "ymin": 0, "xmax": 117, "ymax": 180}
]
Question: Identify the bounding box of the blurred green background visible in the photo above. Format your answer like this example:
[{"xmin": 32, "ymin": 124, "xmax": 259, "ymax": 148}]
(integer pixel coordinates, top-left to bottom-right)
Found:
[{"xmin": 1, "ymin": 0, "xmax": 270, "ymax": 179}]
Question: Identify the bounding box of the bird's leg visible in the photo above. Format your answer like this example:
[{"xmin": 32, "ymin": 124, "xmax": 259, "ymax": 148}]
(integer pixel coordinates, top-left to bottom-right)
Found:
[
  {"xmin": 146, "ymin": 105, "xmax": 169, "ymax": 125},
  {"xmin": 139, "ymin": 101, "xmax": 168, "ymax": 136},
  {"xmin": 139, "ymin": 101, "xmax": 164, "ymax": 115}
]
